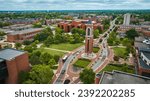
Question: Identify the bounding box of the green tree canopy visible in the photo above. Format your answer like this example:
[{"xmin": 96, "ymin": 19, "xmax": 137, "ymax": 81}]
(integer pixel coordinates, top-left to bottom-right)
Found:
[
  {"xmin": 93, "ymin": 29, "xmax": 99, "ymax": 38},
  {"xmin": 40, "ymin": 52, "xmax": 53, "ymax": 65},
  {"xmin": 27, "ymin": 65, "xmax": 54, "ymax": 84},
  {"xmin": 15, "ymin": 42, "xmax": 22, "ymax": 49},
  {"xmin": 126, "ymin": 29, "xmax": 139, "ymax": 39},
  {"xmin": 80, "ymin": 68, "xmax": 95, "ymax": 84}
]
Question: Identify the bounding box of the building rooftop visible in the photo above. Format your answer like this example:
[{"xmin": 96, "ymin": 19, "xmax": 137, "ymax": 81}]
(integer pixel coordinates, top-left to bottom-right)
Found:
[
  {"xmin": 134, "ymin": 42, "xmax": 150, "ymax": 49},
  {"xmin": 139, "ymin": 48, "xmax": 150, "ymax": 60},
  {"xmin": 100, "ymin": 71, "xmax": 150, "ymax": 84},
  {"xmin": 0, "ymin": 48, "xmax": 25, "ymax": 61},
  {"xmin": 8, "ymin": 28, "xmax": 43, "ymax": 35},
  {"xmin": 139, "ymin": 58, "xmax": 150, "ymax": 70}
]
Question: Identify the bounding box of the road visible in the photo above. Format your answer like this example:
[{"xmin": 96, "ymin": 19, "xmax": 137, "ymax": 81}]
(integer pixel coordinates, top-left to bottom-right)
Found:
[
  {"xmin": 92, "ymin": 18, "xmax": 118, "ymax": 71},
  {"xmin": 54, "ymin": 47, "xmax": 84, "ymax": 84}
]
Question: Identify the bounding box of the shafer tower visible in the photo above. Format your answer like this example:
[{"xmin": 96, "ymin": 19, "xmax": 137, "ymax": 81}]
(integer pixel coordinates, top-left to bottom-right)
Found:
[{"xmin": 82, "ymin": 20, "xmax": 96, "ymax": 59}]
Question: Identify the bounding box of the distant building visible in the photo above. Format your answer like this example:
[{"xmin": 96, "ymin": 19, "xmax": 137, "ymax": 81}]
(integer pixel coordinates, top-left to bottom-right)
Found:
[
  {"xmin": 123, "ymin": 13, "xmax": 131, "ymax": 26},
  {"xmin": 6, "ymin": 18, "xmax": 40, "ymax": 25},
  {"xmin": 0, "ymin": 24, "xmax": 43, "ymax": 43},
  {"xmin": 134, "ymin": 36, "xmax": 150, "ymax": 49},
  {"xmin": 58, "ymin": 19, "xmax": 103, "ymax": 32},
  {"xmin": 7, "ymin": 28, "xmax": 43, "ymax": 43},
  {"xmin": 45, "ymin": 19, "xmax": 63, "ymax": 25},
  {"xmin": 117, "ymin": 25, "xmax": 150, "ymax": 37},
  {"xmin": 0, "ymin": 48, "xmax": 30, "ymax": 84},
  {"xmin": 95, "ymin": 71, "xmax": 150, "ymax": 84}
]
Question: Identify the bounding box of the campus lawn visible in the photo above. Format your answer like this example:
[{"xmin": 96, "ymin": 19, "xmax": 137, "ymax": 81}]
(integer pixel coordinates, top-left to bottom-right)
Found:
[
  {"xmin": 48, "ymin": 43, "xmax": 84, "ymax": 51},
  {"xmin": 113, "ymin": 47, "xmax": 129, "ymax": 59},
  {"xmin": 93, "ymin": 47, "xmax": 100, "ymax": 53},
  {"xmin": 38, "ymin": 48, "xmax": 65, "ymax": 57},
  {"xmin": 73, "ymin": 59, "xmax": 91, "ymax": 68},
  {"xmin": 100, "ymin": 64, "xmax": 135, "ymax": 74}
]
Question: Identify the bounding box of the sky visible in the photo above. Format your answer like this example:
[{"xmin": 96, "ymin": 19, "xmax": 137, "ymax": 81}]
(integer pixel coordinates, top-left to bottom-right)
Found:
[{"xmin": 0, "ymin": 0, "xmax": 150, "ymax": 10}]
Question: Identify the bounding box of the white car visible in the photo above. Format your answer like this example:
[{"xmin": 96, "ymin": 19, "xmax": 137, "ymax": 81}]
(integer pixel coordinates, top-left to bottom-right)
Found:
[
  {"xmin": 143, "ymin": 40, "xmax": 148, "ymax": 43},
  {"xmin": 143, "ymin": 39, "xmax": 150, "ymax": 45}
]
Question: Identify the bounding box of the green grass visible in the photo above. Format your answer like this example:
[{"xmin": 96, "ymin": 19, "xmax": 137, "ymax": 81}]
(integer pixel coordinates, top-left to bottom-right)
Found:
[
  {"xmin": 73, "ymin": 59, "xmax": 91, "ymax": 68},
  {"xmin": 100, "ymin": 64, "xmax": 135, "ymax": 74},
  {"xmin": 48, "ymin": 43, "xmax": 84, "ymax": 51},
  {"xmin": 37, "ymin": 48, "xmax": 65, "ymax": 56},
  {"xmin": 93, "ymin": 47, "xmax": 100, "ymax": 53},
  {"xmin": 113, "ymin": 47, "xmax": 129, "ymax": 59}
]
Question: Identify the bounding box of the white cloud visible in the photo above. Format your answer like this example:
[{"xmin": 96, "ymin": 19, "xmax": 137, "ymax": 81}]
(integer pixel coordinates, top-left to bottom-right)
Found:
[{"xmin": 0, "ymin": 0, "xmax": 149, "ymax": 10}]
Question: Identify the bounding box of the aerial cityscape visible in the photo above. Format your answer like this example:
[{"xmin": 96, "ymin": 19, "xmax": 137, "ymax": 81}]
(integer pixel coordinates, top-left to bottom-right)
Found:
[{"xmin": 0, "ymin": 0, "xmax": 150, "ymax": 84}]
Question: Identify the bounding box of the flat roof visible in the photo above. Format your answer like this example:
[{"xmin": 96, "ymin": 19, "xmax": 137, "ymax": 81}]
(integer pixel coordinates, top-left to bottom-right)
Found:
[
  {"xmin": 0, "ymin": 48, "xmax": 25, "ymax": 61},
  {"xmin": 100, "ymin": 71, "xmax": 150, "ymax": 84},
  {"xmin": 134, "ymin": 42, "xmax": 150, "ymax": 49},
  {"xmin": 139, "ymin": 58, "xmax": 150, "ymax": 69},
  {"xmin": 8, "ymin": 28, "xmax": 43, "ymax": 35},
  {"xmin": 140, "ymin": 48, "xmax": 150, "ymax": 60}
]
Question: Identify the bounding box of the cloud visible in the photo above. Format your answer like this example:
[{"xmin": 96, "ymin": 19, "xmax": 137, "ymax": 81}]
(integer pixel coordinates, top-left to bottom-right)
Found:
[{"xmin": 0, "ymin": 0, "xmax": 149, "ymax": 10}]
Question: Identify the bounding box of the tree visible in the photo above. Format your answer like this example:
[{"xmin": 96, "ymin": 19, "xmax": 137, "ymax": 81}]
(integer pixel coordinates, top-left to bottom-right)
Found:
[
  {"xmin": 80, "ymin": 68, "xmax": 95, "ymax": 84},
  {"xmin": 30, "ymin": 51, "xmax": 42, "ymax": 65},
  {"xmin": 33, "ymin": 22, "xmax": 42, "ymax": 28},
  {"xmin": 24, "ymin": 45, "xmax": 34, "ymax": 53},
  {"xmin": 34, "ymin": 27, "xmax": 53, "ymax": 42},
  {"xmin": 40, "ymin": 52, "xmax": 53, "ymax": 65},
  {"xmin": 126, "ymin": 29, "xmax": 139, "ymax": 39},
  {"xmin": 0, "ymin": 30, "xmax": 6, "ymax": 36},
  {"xmin": 28, "ymin": 65, "xmax": 54, "ymax": 84},
  {"xmin": 44, "ymin": 35, "xmax": 54, "ymax": 47},
  {"xmin": 15, "ymin": 42, "xmax": 22, "ymax": 49},
  {"xmin": 71, "ymin": 28, "xmax": 85, "ymax": 36},
  {"xmin": 93, "ymin": 29, "xmax": 99, "ymax": 38},
  {"xmin": 72, "ymin": 33, "xmax": 83, "ymax": 43},
  {"xmin": 18, "ymin": 71, "xmax": 29, "ymax": 84},
  {"xmin": 53, "ymin": 55, "xmax": 60, "ymax": 62},
  {"xmin": 49, "ymin": 59, "xmax": 56, "ymax": 67},
  {"xmin": 23, "ymin": 40, "xmax": 32, "ymax": 45},
  {"xmin": 55, "ymin": 27, "xmax": 63, "ymax": 34},
  {"xmin": 122, "ymin": 38, "xmax": 132, "ymax": 46}
]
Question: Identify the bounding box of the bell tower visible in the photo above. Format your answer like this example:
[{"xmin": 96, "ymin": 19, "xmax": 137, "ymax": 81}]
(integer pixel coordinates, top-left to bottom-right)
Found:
[
  {"xmin": 82, "ymin": 20, "xmax": 96, "ymax": 59},
  {"xmin": 85, "ymin": 24, "xmax": 93, "ymax": 55}
]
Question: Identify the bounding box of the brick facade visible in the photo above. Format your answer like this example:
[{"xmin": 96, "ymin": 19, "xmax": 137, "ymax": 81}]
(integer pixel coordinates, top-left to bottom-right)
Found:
[
  {"xmin": 5, "ymin": 53, "xmax": 30, "ymax": 83},
  {"xmin": 58, "ymin": 20, "xmax": 103, "ymax": 32}
]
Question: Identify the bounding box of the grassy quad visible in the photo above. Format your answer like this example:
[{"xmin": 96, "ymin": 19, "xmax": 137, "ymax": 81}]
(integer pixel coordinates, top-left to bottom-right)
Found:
[
  {"xmin": 48, "ymin": 43, "xmax": 84, "ymax": 51},
  {"xmin": 93, "ymin": 47, "xmax": 100, "ymax": 53},
  {"xmin": 37, "ymin": 48, "xmax": 65, "ymax": 57},
  {"xmin": 113, "ymin": 47, "xmax": 129, "ymax": 59},
  {"xmin": 73, "ymin": 59, "xmax": 91, "ymax": 68}
]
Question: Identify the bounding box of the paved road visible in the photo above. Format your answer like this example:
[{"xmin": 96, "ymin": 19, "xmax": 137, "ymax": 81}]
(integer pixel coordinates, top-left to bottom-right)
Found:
[
  {"xmin": 92, "ymin": 18, "xmax": 118, "ymax": 71},
  {"xmin": 54, "ymin": 47, "xmax": 84, "ymax": 84}
]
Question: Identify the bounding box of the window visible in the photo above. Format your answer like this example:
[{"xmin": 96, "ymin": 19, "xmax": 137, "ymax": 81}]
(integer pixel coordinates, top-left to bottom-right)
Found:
[{"xmin": 88, "ymin": 28, "xmax": 91, "ymax": 36}]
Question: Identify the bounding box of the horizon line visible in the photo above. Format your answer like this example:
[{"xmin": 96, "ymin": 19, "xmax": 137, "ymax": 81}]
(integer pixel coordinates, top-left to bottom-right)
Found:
[{"xmin": 0, "ymin": 9, "xmax": 150, "ymax": 11}]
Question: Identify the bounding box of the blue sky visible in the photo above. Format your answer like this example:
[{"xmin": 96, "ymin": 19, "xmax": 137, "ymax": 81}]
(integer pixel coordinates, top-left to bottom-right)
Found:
[{"xmin": 0, "ymin": 0, "xmax": 150, "ymax": 10}]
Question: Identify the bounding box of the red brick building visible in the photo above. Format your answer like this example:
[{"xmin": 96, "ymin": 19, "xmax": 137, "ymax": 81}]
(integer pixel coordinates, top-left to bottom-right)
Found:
[
  {"xmin": 58, "ymin": 20, "xmax": 103, "ymax": 32},
  {"xmin": 136, "ymin": 48, "xmax": 150, "ymax": 77},
  {"xmin": 0, "ymin": 48, "xmax": 30, "ymax": 84},
  {"xmin": 117, "ymin": 25, "xmax": 150, "ymax": 37},
  {"xmin": 7, "ymin": 28, "xmax": 43, "ymax": 43}
]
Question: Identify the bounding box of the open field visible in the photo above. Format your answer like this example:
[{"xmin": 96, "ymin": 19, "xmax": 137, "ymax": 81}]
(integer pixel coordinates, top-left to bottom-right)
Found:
[
  {"xmin": 113, "ymin": 47, "xmax": 129, "ymax": 59},
  {"xmin": 73, "ymin": 59, "xmax": 91, "ymax": 68},
  {"xmin": 48, "ymin": 43, "xmax": 84, "ymax": 51}
]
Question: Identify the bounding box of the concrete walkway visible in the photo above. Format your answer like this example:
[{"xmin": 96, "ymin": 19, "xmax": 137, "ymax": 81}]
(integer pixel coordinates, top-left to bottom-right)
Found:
[{"xmin": 44, "ymin": 48, "xmax": 70, "ymax": 53}]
